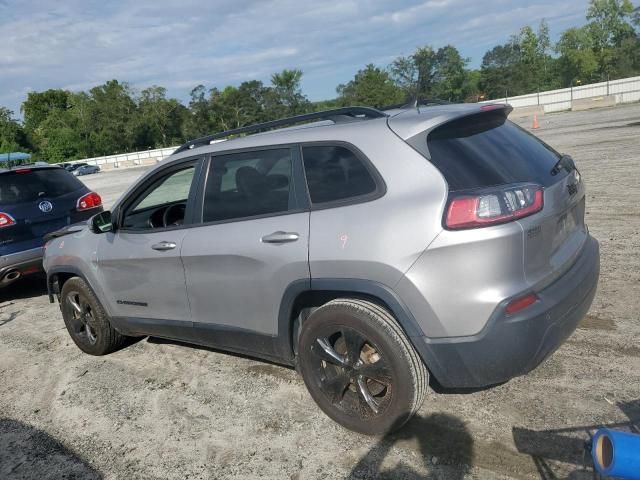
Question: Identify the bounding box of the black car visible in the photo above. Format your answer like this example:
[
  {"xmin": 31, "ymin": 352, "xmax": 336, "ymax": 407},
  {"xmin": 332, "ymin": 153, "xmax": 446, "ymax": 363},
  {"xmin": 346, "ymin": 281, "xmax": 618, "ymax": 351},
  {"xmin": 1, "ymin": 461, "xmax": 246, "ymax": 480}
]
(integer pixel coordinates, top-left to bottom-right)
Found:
[{"xmin": 0, "ymin": 164, "xmax": 103, "ymax": 287}]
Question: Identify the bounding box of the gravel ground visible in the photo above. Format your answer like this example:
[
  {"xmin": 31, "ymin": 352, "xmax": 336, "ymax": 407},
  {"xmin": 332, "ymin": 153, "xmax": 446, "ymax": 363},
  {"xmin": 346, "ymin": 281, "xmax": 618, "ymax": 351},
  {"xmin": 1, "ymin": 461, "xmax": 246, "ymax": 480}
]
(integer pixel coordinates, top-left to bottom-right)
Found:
[{"xmin": 1, "ymin": 104, "xmax": 639, "ymax": 480}]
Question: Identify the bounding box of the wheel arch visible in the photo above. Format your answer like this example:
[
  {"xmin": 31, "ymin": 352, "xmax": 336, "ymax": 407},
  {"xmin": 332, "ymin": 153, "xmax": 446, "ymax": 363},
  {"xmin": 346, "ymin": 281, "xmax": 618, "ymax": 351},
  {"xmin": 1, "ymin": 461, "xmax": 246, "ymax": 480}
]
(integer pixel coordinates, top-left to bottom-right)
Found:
[
  {"xmin": 277, "ymin": 278, "xmax": 429, "ymax": 363},
  {"xmin": 47, "ymin": 266, "xmax": 102, "ymax": 308}
]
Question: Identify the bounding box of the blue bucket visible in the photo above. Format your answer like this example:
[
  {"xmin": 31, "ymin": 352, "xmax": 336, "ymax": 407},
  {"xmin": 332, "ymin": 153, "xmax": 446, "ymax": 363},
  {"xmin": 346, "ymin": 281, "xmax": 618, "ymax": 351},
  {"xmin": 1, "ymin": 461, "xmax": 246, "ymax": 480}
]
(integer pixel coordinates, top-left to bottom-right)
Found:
[{"xmin": 592, "ymin": 428, "xmax": 640, "ymax": 479}]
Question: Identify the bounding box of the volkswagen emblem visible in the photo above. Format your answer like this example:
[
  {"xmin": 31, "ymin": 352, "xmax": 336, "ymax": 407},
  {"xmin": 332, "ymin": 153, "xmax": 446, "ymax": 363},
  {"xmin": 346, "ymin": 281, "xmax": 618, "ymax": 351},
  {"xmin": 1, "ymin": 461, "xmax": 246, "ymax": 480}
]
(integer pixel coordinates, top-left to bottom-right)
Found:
[{"xmin": 38, "ymin": 201, "xmax": 53, "ymax": 213}]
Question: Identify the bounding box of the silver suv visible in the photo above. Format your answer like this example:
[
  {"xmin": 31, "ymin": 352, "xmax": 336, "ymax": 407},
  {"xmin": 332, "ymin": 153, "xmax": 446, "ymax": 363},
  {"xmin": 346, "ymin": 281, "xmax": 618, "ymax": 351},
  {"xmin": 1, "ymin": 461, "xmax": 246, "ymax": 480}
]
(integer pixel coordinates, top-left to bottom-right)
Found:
[{"xmin": 44, "ymin": 105, "xmax": 599, "ymax": 434}]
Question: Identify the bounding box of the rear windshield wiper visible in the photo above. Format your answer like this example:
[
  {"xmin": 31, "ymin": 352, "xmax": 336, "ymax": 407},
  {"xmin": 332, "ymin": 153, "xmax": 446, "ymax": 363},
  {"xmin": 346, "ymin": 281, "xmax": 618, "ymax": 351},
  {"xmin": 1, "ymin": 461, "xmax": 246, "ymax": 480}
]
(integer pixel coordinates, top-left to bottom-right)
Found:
[{"xmin": 550, "ymin": 154, "xmax": 575, "ymax": 176}]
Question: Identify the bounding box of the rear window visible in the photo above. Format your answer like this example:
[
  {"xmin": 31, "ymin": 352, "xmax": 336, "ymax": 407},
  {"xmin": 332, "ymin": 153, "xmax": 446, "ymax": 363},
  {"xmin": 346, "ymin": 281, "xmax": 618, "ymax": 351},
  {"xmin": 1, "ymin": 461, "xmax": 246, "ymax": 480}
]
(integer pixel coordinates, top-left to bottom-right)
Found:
[
  {"xmin": 0, "ymin": 169, "xmax": 84, "ymax": 205},
  {"xmin": 426, "ymin": 111, "xmax": 564, "ymax": 191}
]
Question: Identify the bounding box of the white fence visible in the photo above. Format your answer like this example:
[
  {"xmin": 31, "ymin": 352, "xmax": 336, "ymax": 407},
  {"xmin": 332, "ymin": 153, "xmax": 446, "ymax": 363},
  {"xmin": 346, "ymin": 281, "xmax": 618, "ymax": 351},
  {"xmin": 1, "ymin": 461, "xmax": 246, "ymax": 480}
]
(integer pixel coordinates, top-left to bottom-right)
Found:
[
  {"xmin": 481, "ymin": 75, "xmax": 640, "ymax": 113},
  {"xmin": 71, "ymin": 146, "xmax": 177, "ymax": 169}
]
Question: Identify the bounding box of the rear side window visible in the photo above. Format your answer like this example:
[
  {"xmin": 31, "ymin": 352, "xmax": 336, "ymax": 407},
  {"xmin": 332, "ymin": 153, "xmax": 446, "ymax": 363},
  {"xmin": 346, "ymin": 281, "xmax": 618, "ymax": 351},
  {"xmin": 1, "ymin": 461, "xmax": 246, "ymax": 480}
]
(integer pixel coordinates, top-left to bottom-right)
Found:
[
  {"xmin": 0, "ymin": 169, "xmax": 84, "ymax": 205},
  {"xmin": 427, "ymin": 111, "xmax": 564, "ymax": 191},
  {"xmin": 302, "ymin": 145, "xmax": 377, "ymax": 204},
  {"xmin": 202, "ymin": 148, "xmax": 293, "ymax": 223}
]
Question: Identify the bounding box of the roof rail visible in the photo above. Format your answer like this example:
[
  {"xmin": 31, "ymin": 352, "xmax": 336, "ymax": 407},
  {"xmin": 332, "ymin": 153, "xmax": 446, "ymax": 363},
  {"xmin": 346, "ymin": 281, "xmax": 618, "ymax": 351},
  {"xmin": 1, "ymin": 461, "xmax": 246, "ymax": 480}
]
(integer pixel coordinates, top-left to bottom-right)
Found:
[{"xmin": 174, "ymin": 106, "xmax": 387, "ymax": 155}]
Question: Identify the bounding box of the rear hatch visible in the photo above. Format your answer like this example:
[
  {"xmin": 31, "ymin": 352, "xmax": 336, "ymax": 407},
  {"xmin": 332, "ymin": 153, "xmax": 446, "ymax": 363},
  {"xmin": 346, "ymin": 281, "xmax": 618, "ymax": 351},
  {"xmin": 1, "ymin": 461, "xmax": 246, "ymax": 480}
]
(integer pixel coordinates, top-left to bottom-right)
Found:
[
  {"xmin": 421, "ymin": 108, "xmax": 587, "ymax": 288},
  {"xmin": 0, "ymin": 168, "xmax": 89, "ymax": 255}
]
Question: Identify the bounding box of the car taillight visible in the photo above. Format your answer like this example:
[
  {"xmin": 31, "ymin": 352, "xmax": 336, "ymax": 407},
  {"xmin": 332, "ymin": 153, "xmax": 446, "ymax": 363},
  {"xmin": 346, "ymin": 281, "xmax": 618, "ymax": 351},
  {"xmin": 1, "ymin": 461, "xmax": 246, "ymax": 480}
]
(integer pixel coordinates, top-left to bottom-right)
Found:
[
  {"xmin": 77, "ymin": 192, "xmax": 102, "ymax": 211},
  {"xmin": 446, "ymin": 184, "xmax": 543, "ymax": 230},
  {"xmin": 0, "ymin": 212, "xmax": 16, "ymax": 228}
]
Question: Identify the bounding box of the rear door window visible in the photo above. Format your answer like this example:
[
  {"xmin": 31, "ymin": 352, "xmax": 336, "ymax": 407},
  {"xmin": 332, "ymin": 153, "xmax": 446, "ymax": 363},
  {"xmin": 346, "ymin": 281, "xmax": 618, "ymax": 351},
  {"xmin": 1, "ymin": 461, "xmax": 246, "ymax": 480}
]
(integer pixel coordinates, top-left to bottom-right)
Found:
[
  {"xmin": 202, "ymin": 148, "xmax": 294, "ymax": 223},
  {"xmin": 426, "ymin": 111, "xmax": 565, "ymax": 191},
  {"xmin": 0, "ymin": 169, "xmax": 84, "ymax": 205},
  {"xmin": 302, "ymin": 145, "xmax": 378, "ymax": 204}
]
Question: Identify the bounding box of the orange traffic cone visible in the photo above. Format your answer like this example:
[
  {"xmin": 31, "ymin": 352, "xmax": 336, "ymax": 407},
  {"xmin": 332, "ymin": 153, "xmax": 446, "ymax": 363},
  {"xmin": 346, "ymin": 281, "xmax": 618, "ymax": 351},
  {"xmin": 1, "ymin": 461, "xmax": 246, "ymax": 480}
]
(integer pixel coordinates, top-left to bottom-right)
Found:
[{"xmin": 532, "ymin": 114, "xmax": 539, "ymax": 129}]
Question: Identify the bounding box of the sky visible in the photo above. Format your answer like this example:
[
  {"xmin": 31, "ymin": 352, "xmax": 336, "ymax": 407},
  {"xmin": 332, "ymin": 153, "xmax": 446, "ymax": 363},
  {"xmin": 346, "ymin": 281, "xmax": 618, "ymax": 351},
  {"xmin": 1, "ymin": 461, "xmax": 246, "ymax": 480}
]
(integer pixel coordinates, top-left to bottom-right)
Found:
[{"xmin": 0, "ymin": 0, "xmax": 590, "ymax": 115}]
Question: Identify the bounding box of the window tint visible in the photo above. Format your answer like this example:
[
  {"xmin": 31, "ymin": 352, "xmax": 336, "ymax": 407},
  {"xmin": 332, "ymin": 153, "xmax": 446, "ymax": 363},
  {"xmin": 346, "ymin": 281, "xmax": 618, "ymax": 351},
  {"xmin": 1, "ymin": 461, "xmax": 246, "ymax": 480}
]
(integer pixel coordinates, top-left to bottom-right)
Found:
[
  {"xmin": 302, "ymin": 145, "xmax": 377, "ymax": 204},
  {"xmin": 122, "ymin": 165, "xmax": 196, "ymax": 229},
  {"xmin": 0, "ymin": 169, "xmax": 83, "ymax": 205},
  {"xmin": 426, "ymin": 111, "xmax": 564, "ymax": 191},
  {"xmin": 203, "ymin": 149, "xmax": 293, "ymax": 223}
]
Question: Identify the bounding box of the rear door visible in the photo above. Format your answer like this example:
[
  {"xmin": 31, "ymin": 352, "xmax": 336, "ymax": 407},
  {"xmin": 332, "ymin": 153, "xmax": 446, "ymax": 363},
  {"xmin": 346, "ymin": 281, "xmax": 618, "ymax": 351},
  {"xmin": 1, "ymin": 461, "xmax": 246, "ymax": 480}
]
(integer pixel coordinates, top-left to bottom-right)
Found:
[
  {"xmin": 96, "ymin": 159, "xmax": 202, "ymax": 329},
  {"xmin": 181, "ymin": 147, "xmax": 309, "ymax": 349},
  {"xmin": 0, "ymin": 168, "xmax": 90, "ymax": 255},
  {"xmin": 424, "ymin": 110, "xmax": 587, "ymax": 287}
]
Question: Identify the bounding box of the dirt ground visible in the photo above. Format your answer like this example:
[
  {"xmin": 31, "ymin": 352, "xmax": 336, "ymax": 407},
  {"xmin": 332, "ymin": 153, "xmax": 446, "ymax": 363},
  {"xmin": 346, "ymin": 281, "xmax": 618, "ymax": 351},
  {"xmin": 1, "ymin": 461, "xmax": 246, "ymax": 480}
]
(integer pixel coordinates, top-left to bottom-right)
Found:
[{"xmin": 1, "ymin": 104, "xmax": 639, "ymax": 480}]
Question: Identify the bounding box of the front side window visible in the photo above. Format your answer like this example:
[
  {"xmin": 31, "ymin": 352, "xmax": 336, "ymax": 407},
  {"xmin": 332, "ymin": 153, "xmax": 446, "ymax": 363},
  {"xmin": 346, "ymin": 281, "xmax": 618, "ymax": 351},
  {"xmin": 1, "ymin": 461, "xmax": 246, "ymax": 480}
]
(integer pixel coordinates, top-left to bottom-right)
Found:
[
  {"xmin": 122, "ymin": 165, "xmax": 196, "ymax": 229},
  {"xmin": 202, "ymin": 149, "xmax": 293, "ymax": 223},
  {"xmin": 302, "ymin": 145, "xmax": 377, "ymax": 204}
]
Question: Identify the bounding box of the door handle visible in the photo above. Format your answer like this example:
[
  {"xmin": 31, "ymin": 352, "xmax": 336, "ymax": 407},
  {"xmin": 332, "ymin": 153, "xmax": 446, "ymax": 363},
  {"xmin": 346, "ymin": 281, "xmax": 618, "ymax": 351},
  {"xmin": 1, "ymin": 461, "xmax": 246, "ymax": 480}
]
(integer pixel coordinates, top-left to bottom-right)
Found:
[
  {"xmin": 261, "ymin": 231, "xmax": 299, "ymax": 244},
  {"xmin": 152, "ymin": 241, "xmax": 177, "ymax": 251}
]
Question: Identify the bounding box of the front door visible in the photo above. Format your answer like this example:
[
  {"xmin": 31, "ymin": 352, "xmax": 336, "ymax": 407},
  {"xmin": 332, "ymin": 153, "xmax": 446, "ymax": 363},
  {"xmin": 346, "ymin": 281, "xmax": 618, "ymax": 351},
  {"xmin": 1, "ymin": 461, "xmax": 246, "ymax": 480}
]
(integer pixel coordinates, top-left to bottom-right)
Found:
[
  {"xmin": 181, "ymin": 147, "xmax": 310, "ymax": 353},
  {"xmin": 97, "ymin": 160, "xmax": 202, "ymax": 334}
]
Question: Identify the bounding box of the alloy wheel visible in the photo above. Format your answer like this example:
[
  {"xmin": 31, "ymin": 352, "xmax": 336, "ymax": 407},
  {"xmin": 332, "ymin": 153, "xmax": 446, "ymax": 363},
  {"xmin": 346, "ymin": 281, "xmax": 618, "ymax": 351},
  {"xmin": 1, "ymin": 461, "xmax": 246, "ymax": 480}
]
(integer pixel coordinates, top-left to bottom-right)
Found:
[
  {"xmin": 310, "ymin": 327, "xmax": 393, "ymax": 418},
  {"xmin": 65, "ymin": 291, "xmax": 98, "ymax": 345}
]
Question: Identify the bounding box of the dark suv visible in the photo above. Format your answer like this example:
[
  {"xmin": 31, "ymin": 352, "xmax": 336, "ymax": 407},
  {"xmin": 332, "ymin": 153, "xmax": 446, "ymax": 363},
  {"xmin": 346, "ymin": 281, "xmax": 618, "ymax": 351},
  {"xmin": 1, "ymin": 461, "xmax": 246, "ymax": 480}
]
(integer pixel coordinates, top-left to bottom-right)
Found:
[{"xmin": 0, "ymin": 164, "xmax": 103, "ymax": 287}]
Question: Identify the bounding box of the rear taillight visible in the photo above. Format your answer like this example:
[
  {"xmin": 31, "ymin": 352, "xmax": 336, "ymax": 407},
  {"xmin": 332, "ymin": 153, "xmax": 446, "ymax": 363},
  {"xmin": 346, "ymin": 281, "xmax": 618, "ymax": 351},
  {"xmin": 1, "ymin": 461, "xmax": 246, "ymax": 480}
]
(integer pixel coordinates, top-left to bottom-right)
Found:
[
  {"xmin": 77, "ymin": 192, "xmax": 102, "ymax": 211},
  {"xmin": 0, "ymin": 212, "xmax": 16, "ymax": 228},
  {"xmin": 446, "ymin": 184, "xmax": 543, "ymax": 230}
]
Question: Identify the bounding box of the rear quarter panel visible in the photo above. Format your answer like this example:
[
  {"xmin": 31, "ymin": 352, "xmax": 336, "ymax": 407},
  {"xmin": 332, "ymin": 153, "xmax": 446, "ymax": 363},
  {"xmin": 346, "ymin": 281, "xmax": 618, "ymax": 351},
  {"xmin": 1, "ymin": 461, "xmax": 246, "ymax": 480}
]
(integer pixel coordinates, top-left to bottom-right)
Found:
[{"xmin": 307, "ymin": 122, "xmax": 448, "ymax": 287}]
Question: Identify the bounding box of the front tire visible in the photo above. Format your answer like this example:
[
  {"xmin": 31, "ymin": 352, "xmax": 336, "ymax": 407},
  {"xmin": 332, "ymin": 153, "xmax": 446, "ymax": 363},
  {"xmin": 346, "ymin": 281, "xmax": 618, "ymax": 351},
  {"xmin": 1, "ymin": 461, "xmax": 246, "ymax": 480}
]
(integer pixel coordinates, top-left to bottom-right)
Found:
[
  {"xmin": 297, "ymin": 299, "xmax": 428, "ymax": 435},
  {"xmin": 60, "ymin": 277, "xmax": 127, "ymax": 355}
]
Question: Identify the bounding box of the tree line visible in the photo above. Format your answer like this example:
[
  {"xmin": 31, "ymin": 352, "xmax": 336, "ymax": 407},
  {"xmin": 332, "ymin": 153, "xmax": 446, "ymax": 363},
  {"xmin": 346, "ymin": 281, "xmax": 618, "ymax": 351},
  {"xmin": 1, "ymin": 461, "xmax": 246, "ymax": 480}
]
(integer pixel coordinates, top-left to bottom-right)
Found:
[{"xmin": 1, "ymin": 0, "xmax": 638, "ymax": 163}]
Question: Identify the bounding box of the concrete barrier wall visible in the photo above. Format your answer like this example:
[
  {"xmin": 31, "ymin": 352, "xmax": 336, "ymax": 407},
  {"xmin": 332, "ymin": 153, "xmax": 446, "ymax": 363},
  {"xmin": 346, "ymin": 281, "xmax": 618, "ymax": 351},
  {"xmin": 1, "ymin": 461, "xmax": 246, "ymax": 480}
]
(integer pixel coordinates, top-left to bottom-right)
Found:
[
  {"xmin": 572, "ymin": 95, "xmax": 617, "ymax": 111},
  {"xmin": 510, "ymin": 105, "xmax": 545, "ymax": 118},
  {"xmin": 70, "ymin": 146, "xmax": 177, "ymax": 169},
  {"xmin": 482, "ymin": 75, "xmax": 640, "ymax": 114}
]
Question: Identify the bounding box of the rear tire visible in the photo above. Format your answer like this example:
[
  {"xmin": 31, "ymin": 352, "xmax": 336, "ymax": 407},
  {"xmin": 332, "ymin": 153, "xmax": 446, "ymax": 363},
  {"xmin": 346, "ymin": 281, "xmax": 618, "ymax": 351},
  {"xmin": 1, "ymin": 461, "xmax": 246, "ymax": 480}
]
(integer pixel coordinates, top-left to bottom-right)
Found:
[
  {"xmin": 297, "ymin": 298, "xmax": 428, "ymax": 435},
  {"xmin": 60, "ymin": 277, "xmax": 127, "ymax": 355}
]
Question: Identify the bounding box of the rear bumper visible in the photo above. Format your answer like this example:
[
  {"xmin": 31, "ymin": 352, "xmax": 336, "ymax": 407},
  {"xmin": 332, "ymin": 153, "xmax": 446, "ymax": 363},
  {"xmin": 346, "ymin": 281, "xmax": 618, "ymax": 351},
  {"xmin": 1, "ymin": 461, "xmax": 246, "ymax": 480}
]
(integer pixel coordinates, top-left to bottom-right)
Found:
[
  {"xmin": 415, "ymin": 235, "xmax": 600, "ymax": 388},
  {"xmin": 0, "ymin": 247, "xmax": 44, "ymax": 280}
]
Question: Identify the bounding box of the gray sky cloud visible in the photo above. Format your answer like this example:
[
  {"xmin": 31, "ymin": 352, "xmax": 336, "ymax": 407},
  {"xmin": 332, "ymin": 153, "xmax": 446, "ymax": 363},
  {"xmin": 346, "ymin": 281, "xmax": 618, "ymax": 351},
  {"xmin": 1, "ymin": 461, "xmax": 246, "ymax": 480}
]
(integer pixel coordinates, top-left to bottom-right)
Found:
[{"xmin": 0, "ymin": 0, "xmax": 589, "ymax": 115}]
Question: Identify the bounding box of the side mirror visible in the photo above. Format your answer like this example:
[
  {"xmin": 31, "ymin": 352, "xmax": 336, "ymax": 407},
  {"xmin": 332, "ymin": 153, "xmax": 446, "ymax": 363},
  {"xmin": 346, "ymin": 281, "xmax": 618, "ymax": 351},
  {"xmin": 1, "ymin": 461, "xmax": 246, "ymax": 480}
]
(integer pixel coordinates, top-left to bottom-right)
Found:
[{"xmin": 90, "ymin": 211, "xmax": 114, "ymax": 234}]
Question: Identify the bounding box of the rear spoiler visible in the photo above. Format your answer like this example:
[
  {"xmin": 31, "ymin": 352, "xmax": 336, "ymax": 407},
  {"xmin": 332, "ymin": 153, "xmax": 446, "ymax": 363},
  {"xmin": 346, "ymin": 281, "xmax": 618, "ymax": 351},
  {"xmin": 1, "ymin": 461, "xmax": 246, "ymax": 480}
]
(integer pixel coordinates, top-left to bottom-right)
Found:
[{"xmin": 387, "ymin": 103, "xmax": 512, "ymax": 141}]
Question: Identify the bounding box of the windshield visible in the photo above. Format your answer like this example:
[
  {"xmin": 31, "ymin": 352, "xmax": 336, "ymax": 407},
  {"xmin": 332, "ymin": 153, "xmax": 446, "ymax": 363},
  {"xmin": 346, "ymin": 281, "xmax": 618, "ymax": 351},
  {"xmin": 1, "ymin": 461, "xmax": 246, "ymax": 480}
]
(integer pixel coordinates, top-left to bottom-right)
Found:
[{"xmin": 0, "ymin": 169, "xmax": 84, "ymax": 205}]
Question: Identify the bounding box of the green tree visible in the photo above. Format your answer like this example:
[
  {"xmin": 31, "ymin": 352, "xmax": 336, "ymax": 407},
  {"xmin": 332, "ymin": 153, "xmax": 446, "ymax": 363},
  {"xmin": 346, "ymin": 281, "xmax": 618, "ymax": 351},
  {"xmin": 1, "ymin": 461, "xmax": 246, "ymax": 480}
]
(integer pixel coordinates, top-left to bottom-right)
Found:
[
  {"xmin": 0, "ymin": 107, "xmax": 28, "ymax": 153},
  {"xmin": 133, "ymin": 86, "xmax": 187, "ymax": 148},
  {"xmin": 336, "ymin": 64, "xmax": 404, "ymax": 107},
  {"xmin": 391, "ymin": 45, "xmax": 472, "ymax": 102},
  {"xmin": 518, "ymin": 22, "xmax": 555, "ymax": 90},
  {"xmin": 268, "ymin": 69, "xmax": 311, "ymax": 116},
  {"xmin": 185, "ymin": 85, "xmax": 214, "ymax": 139},
  {"xmin": 432, "ymin": 46, "xmax": 469, "ymax": 101},
  {"xmin": 390, "ymin": 46, "xmax": 438, "ymax": 99},
  {"xmin": 88, "ymin": 80, "xmax": 137, "ymax": 155},
  {"xmin": 586, "ymin": 0, "xmax": 637, "ymax": 76},
  {"xmin": 479, "ymin": 39, "xmax": 525, "ymax": 98},
  {"xmin": 21, "ymin": 89, "xmax": 71, "ymax": 133},
  {"xmin": 556, "ymin": 27, "xmax": 600, "ymax": 84}
]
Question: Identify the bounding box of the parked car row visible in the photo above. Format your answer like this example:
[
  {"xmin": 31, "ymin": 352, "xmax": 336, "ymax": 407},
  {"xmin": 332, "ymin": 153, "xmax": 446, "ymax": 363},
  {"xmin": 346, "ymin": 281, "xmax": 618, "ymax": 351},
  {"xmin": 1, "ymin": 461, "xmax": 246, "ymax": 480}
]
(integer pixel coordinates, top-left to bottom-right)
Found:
[
  {"xmin": 58, "ymin": 162, "xmax": 101, "ymax": 175},
  {"xmin": 3, "ymin": 104, "xmax": 599, "ymax": 435}
]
